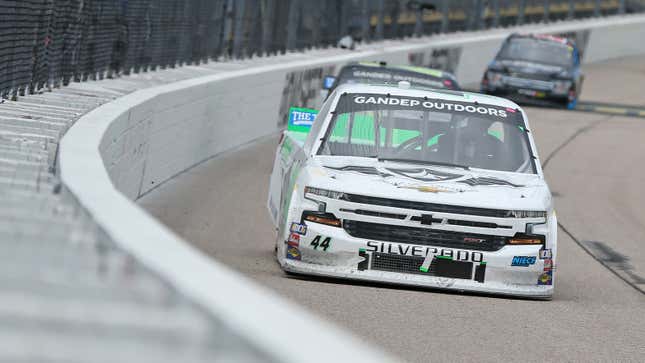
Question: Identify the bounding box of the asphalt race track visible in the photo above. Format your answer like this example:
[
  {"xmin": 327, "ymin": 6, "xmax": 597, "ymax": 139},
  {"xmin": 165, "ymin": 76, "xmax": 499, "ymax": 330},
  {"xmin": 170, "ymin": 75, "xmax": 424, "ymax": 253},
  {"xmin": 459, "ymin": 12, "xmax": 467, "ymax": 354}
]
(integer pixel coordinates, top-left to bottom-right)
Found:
[{"xmin": 139, "ymin": 56, "xmax": 645, "ymax": 362}]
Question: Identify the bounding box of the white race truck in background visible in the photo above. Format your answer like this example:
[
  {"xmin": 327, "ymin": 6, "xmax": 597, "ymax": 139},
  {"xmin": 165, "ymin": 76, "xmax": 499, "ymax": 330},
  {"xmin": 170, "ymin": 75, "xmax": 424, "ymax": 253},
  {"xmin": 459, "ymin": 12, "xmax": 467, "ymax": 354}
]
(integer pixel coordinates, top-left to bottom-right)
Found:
[{"xmin": 268, "ymin": 83, "xmax": 557, "ymax": 298}]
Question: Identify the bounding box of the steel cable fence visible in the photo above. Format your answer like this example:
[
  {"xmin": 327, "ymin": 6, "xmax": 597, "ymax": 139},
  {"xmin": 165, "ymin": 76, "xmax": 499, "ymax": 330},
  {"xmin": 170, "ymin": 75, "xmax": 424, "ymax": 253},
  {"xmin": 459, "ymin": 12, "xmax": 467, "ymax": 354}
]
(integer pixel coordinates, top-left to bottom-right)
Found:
[{"xmin": 0, "ymin": 0, "xmax": 643, "ymax": 99}]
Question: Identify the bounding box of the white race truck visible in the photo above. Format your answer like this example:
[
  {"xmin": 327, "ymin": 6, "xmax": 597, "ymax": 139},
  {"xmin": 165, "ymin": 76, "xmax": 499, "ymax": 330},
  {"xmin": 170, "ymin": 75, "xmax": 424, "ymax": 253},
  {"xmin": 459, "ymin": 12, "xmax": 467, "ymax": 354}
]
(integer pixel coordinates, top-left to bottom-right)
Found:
[{"xmin": 268, "ymin": 83, "xmax": 556, "ymax": 298}]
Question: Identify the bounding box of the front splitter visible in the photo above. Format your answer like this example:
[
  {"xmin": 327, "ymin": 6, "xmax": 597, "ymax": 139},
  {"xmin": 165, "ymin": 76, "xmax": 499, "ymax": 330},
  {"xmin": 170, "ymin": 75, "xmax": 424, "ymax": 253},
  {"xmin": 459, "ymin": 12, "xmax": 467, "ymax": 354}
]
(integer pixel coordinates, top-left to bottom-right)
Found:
[{"xmin": 279, "ymin": 257, "xmax": 554, "ymax": 300}]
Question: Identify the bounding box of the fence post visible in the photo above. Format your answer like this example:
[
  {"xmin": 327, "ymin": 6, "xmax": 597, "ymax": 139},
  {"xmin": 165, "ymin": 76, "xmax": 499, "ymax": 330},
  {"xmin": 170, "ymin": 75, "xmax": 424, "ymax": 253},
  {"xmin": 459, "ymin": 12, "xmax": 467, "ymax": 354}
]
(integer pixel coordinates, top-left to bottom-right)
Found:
[
  {"xmin": 594, "ymin": 0, "xmax": 601, "ymax": 17},
  {"xmin": 375, "ymin": 0, "xmax": 384, "ymax": 40},
  {"xmin": 361, "ymin": 0, "xmax": 370, "ymax": 41},
  {"xmin": 466, "ymin": 0, "xmax": 474, "ymax": 30},
  {"xmin": 232, "ymin": 0, "xmax": 245, "ymax": 58},
  {"xmin": 544, "ymin": 0, "xmax": 550, "ymax": 22},
  {"xmin": 44, "ymin": 0, "xmax": 55, "ymax": 89},
  {"xmin": 474, "ymin": 0, "xmax": 484, "ymax": 30},
  {"xmin": 440, "ymin": 0, "xmax": 449, "ymax": 33},
  {"xmin": 618, "ymin": 0, "xmax": 626, "ymax": 14},
  {"xmin": 492, "ymin": 0, "xmax": 500, "ymax": 28},
  {"xmin": 222, "ymin": 0, "xmax": 234, "ymax": 57},
  {"xmin": 517, "ymin": 0, "xmax": 526, "ymax": 25},
  {"xmin": 414, "ymin": 5, "xmax": 423, "ymax": 36},
  {"xmin": 309, "ymin": 1, "xmax": 321, "ymax": 48},
  {"xmin": 286, "ymin": 0, "xmax": 299, "ymax": 50},
  {"xmin": 339, "ymin": 0, "xmax": 348, "ymax": 39},
  {"xmin": 261, "ymin": 0, "xmax": 275, "ymax": 55}
]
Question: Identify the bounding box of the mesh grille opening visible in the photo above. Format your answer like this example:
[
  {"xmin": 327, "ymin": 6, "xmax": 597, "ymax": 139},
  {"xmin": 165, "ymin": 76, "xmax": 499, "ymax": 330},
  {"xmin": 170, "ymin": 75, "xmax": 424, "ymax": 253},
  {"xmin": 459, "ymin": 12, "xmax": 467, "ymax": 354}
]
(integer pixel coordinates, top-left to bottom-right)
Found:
[{"xmin": 344, "ymin": 220, "xmax": 506, "ymax": 251}]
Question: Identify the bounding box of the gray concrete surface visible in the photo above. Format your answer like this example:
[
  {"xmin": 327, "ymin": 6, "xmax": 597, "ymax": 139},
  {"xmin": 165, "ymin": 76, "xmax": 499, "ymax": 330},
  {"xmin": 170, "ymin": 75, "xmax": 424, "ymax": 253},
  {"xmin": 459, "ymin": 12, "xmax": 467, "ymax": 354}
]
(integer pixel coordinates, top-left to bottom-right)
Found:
[{"xmin": 140, "ymin": 55, "xmax": 645, "ymax": 362}]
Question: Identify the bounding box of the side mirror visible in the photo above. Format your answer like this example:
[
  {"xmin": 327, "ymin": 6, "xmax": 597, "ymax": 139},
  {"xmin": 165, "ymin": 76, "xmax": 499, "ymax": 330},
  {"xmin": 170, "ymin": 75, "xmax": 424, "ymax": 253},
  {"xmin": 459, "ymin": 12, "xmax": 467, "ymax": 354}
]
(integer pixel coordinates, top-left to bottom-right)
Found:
[{"xmin": 322, "ymin": 75, "xmax": 336, "ymax": 90}]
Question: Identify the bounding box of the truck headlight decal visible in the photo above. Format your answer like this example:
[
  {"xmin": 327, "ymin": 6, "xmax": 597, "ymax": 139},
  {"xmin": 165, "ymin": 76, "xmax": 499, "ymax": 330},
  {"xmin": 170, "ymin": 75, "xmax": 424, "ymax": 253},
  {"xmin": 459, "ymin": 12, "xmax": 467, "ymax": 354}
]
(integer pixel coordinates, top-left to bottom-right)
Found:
[
  {"xmin": 507, "ymin": 233, "xmax": 545, "ymax": 245},
  {"xmin": 302, "ymin": 211, "xmax": 342, "ymax": 227},
  {"xmin": 304, "ymin": 186, "xmax": 346, "ymax": 200},
  {"xmin": 505, "ymin": 210, "xmax": 547, "ymax": 219}
]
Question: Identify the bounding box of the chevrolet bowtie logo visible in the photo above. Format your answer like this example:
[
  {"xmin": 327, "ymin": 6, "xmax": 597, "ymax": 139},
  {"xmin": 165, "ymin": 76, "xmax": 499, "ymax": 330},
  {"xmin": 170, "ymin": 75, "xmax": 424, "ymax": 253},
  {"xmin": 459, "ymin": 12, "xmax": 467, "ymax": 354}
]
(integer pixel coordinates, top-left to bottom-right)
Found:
[
  {"xmin": 420, "ymin": 214, "xmax": 444, "ymax": 225},
  {"xmin": 463, "ymin": 237, "xmax": 486, "ymax": 243},
  {"xmin": 399, "ymin": 185, "xmax": 451, "ymax": 193}
]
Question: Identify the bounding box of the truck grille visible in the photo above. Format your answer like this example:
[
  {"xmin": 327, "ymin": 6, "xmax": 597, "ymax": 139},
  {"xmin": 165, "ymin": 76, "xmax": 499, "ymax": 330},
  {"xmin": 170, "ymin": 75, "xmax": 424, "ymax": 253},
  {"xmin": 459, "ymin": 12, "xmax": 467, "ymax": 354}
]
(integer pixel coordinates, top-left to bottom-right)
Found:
[
  {"xmin": 371, "ymin": 253, "xmax": 427, "ymax": 275},
  {"xmin": 371, "ymin": 253, "xmax": 477, "ymax": 280},
  {"xmin": 342, "ymin": 193, "xmax": 512, "ymax": 218},
  {"xmin": 344, "ymin": 220, "xmax": 506, "ymax": 251},
  {"xmin": 510, "ymin": 71, "xmax": 554, "ymax": 81},
  {"xmin": 504, "ymin": 76, "xmax": 553, "ymax": 91}
]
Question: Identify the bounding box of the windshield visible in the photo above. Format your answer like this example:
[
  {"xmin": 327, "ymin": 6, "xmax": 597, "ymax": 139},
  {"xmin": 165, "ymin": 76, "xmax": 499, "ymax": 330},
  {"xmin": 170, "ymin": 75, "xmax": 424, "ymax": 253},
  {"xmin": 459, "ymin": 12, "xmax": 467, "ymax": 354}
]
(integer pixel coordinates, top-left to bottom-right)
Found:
[
  {"xmin": 317, "ymin": 93, "xmax": 536, "ymax": 174},
  {"xmin": 498, "ymin": 38, "xmax": 573, "ymax": 67},
  {"xmin": 335, "ymin": 67, "xmax": 456, "ymax": 90}
]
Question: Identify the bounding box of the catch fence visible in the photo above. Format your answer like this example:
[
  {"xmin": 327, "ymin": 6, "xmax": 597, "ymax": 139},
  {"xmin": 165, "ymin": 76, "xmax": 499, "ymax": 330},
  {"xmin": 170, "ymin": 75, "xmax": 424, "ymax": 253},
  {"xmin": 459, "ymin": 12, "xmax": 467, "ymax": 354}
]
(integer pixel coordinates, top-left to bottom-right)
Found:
[{"xmin": 0, "ymin": 0, "xmax": 642, "ymax": 99}]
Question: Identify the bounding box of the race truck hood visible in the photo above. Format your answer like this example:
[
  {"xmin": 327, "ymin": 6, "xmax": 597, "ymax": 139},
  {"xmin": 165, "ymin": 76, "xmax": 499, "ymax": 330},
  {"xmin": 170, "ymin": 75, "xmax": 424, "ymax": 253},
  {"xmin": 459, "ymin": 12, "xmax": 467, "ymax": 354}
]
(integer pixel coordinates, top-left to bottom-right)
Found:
[
  {"xmin": 306, "ymin": 157, "xmax": 552, "ymax": 212},
  {"xmin": 497, "ymin": 59, "xmax": 567, "ymax": 78}
]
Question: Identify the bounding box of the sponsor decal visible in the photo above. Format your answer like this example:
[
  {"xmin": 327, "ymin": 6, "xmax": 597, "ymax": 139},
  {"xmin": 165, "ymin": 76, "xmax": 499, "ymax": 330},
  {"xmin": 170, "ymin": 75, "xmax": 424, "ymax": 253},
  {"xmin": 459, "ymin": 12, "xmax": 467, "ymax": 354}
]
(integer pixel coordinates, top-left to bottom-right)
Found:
[
  {"xmin": 539, "ymin": 248, "xmax": 553, "ymax": 260},
  {"xmin": 518, "ymin": 89, "xmax": 546, "ymax": 98},
  {"xmin": 353, "ymin": 70, "xmax": 391, "ymax": 80},
  {"xmin": 286, "ymin": 245, "xmax": 301, "ymax": 260},
  {"xmin": 537, "ymin": 270, "xmax": 553, "ymax": 286},
  {"xmin": 543, "ymin": 259, "xmax": 553, "ymax": 271},
  {"xmin": 288, "ymin": 106, "xmax": 318, "ymax": 129},
  {"xmin": 288, "ymin": 233, "xmax": 300, "ymax": 246},
  {"xmin": 290, "ymin": 222, "xmax": 307, "ymax": 235},
  {"xmin": 352, "ymin": 96, "xmax": 508, "ymax": 118},
  {"xmin": 310, "ymin": 235, "xmax": 332, "ymax": 251},
  {"xmin": 511, "ymin": 256, "xmax": 536, "ymax": 267},
  {"xmin": 366, "ymin": 241, "xmax": 484, "ymax": 263}
]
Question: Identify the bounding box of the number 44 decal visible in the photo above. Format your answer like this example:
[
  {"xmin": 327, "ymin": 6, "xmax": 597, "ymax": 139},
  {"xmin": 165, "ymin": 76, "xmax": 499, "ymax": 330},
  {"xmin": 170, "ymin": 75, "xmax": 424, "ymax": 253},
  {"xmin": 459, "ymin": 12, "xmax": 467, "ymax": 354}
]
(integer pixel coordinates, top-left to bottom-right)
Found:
[{"xmin": 310, "ymin": 235, "xmax": 331, "ymax": 251}]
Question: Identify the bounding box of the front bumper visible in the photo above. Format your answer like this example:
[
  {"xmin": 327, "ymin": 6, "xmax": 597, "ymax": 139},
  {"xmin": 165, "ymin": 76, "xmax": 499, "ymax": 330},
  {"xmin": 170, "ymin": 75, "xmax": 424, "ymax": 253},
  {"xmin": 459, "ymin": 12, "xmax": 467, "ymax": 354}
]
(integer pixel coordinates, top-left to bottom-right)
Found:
[
  {"xmin": 481, "ymin": 76, "xmax": 571, "ymax": 104},
  {"xmin": 483, "ymin": 86, "xmax": 568, "ymax": 103},
  {"xmin": 279, "ymin": 222, "xmax": 555, "ymax": 299}
]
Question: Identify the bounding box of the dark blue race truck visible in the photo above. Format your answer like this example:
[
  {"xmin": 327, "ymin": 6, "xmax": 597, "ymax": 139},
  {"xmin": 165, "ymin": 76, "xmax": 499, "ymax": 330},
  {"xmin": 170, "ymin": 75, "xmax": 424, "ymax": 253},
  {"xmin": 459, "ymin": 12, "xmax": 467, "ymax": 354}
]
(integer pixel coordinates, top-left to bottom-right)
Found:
[{"xmin": 480, "ymin": 33, "xmax": 583, "ymax": 109}]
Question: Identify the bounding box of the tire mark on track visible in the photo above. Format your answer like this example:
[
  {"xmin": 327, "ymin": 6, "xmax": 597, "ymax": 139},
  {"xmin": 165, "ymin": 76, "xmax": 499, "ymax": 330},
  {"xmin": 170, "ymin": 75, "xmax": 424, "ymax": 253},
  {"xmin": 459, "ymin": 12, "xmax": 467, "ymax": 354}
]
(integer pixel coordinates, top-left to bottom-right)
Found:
[
  {"xmin": 541, "ymin": 116, "xmax": 608, "ymax": 169},
  {"xmin": 540, "ymin": 114, "xmax": 645, "ymax": 295},
  {"xmin": 557, "ymin": 224, "xmax": 644, "ymax": 294}
]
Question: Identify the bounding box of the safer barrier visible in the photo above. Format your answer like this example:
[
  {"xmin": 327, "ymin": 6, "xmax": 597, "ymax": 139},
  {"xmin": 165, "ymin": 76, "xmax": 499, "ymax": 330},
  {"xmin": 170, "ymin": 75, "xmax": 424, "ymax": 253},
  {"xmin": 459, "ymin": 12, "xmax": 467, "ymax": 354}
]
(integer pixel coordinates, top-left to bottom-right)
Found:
[{"xmin": 59, "ymin": 14, "xmax": 645, "ymax": 362}]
